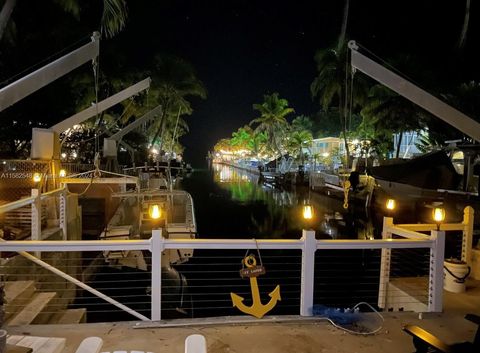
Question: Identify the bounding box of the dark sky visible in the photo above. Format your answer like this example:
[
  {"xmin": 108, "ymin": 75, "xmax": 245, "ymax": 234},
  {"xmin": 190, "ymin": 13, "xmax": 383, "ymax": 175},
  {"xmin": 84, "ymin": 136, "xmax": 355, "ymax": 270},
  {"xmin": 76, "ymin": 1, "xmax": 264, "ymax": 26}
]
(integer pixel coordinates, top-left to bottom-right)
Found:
[
  {"xmin": 110, "ymin": 0, "xmax": 477, "ymax": 167},
  {"xmin": 3, "ymin": 1, "xmax": 479, "ymax": 166}
]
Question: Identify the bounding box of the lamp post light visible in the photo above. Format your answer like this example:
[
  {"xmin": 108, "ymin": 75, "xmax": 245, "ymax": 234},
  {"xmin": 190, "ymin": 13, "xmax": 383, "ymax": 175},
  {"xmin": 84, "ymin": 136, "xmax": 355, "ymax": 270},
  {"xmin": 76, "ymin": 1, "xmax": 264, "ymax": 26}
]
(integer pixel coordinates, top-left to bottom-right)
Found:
[
  {"xmin": 303, "ymin": 204, "xmax": 313, "ymax": 221},
  {"xmin": 59, "ymin": 169, "xmax": 67, "ymax": 178},
  {"xmin": 386, "ymin": 198, "xmax": 396, "ymax": 212},
  {"xmin": 432, "ymin": 207, "xmax": 446, "ymax": 231},
  {"xmin": 33, "ymin": 172, "xmax": 42, "ymax": 183},
  {"xmin": 149, "ymin": 204, "xmax": 162, "ymax": 220}
]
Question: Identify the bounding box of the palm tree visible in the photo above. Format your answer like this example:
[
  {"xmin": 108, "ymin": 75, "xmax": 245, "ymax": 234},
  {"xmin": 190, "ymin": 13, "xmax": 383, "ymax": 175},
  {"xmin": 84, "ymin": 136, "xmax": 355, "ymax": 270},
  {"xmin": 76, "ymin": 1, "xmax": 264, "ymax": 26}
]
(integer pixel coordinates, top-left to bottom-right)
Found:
[
  {"xmin": 287, "ymin": 129, "xmax": 313, "ymax": 165},
  {"xmin": 311, "ymin": 41, "xmax": 369, "ymax": 165},
  {"xmin": 458, "ymin": 0, "xmax": 471, "ymax": 50},
  {"xmin": 247, "ymin": 131, "xmax": 267, "ymax": 160},
  {"xmin": 311, "ymin": 44, "xmax": 351, "ymax": 162},
  {"xmin": 148, "ymin": 54, "xmax": 207, "ymax": 155},
  {"xmin": 250, "ymin": 93, "xmax": 294, "ymax": 165},
  {"xmin": 361, "ymin": 85, "xmax": 423, "ymax": 158},
  {"xmin": 0, "ymin": 0, "xmax": 128, "ymax": 42},
  {"xmin": 291, "ymin": 115, "xmax": 314, "ymax": 133}
]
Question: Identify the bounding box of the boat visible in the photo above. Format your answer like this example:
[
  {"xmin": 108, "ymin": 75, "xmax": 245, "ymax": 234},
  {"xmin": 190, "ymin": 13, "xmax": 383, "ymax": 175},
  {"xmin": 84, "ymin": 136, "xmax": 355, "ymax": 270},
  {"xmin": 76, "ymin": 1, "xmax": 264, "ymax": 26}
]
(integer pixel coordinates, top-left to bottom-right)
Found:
[{"xmin": 98, "ymin": 166, "xmax": 196, "ymax": 270}]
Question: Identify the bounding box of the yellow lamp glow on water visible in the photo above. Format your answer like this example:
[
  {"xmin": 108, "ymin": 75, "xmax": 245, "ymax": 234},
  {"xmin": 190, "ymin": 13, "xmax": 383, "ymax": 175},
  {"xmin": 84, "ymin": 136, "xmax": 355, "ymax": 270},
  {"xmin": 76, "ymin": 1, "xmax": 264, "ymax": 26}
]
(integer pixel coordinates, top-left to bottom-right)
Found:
[
  {"xmin": 433, "ymin": 207, "xmax": 446, "ymax": 223},
  {"xmin": 59, "ymin": 169, "xmax": 66, "ymax": 177},
  {"xmin": 149, "ymin": 204, "xmax": 161, "ymax": 219},
  {"xmin": 33, "ymin": 173, "xmax": 41, "ymax": 183},
  {"xmin": 303, "ymin": 205, "xmax": 313, "ymax": 220},
  {"xmin": 386, "ymin": 199, "xmax": 396, "ymax": 211}
]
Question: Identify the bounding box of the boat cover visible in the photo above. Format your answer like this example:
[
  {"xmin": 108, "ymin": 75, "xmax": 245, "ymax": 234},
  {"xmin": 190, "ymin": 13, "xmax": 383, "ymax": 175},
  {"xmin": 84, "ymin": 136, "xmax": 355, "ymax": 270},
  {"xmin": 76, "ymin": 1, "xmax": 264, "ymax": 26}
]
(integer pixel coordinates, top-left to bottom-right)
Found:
[{"xmin": 369, "ymin": 150, "xmax": 461, "ymax": 190}]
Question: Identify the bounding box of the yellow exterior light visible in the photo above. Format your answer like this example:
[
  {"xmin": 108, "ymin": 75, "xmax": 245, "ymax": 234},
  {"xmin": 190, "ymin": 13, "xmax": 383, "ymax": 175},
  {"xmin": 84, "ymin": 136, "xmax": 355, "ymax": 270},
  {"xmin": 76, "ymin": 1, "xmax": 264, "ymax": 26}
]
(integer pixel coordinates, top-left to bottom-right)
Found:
[
  {"xmin": 33, "ymin": 172, "xmax": 41, "ymax": 183},
  {"xmin": 433, "ymin": 207, "xmax": 446, "ymax": 230},
  {"xmin": 303, "ymin": 205, "xmax": 313, "ymax": 220},
  {"xmin": 59, "ymin": 169, "xmax": 66, "ymax": 177},
  {"xmin": 149, "ymin": 204, "xmax": 161, "ymax": 219},
  {"xmin": 386, "ymin": 199, "xmax": 396, "ymax": 211}
]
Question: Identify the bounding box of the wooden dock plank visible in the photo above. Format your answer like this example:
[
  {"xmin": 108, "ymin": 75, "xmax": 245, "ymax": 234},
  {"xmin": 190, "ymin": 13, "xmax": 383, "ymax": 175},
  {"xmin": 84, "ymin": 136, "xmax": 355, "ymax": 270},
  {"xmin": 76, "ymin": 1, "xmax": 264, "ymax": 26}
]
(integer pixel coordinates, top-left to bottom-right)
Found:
[{"xmin": 7, "ymin": 292, "xmax": 57, "ymax": 326}]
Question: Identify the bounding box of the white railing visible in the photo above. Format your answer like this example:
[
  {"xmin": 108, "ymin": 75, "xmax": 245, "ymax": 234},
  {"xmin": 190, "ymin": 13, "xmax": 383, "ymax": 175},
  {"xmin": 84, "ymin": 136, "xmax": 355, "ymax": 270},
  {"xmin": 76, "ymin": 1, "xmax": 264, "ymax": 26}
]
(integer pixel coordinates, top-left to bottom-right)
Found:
[
  {"xmin": 1, "ymin": 225, "xmax": 444, "ymax": 322},
  {"xmin": 0, "ymin": 187, "xmax": 67, "ymax": 242}
]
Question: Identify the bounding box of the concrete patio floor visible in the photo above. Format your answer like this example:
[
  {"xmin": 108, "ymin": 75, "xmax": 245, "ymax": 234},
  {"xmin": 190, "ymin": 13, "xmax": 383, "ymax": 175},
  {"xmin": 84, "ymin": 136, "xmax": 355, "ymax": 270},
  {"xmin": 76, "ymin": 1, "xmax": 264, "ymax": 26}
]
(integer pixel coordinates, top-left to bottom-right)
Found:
[{"xmin": 5, "ymin": 280, "xmax": 480, "ymax": 353}]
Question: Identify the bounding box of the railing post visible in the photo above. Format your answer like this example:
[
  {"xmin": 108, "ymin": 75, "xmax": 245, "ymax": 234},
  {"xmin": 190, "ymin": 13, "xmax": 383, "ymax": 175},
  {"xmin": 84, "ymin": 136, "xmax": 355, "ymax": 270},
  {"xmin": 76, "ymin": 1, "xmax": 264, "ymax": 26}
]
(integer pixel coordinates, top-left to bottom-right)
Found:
[
  {"xmin": 378, "ymin": 216, "xmax": 393, "ymax": 310},
  {"xmin": 151, "ymin": 229, "xmax": 163, "ymax": 321},
  {"xmin": 429, "ymin": 229, "xmax": 445, "ymax": 312},
  {"xmin": 31, "ymin": 189, "xmax": 42, "ymax": 258},
  {"xmin": 59, "ymin": 189, "xmax": 67, "ymax": 240},
  {"xmin": 462, "ymin": 206, "xmax": 474, "ymax": 266},
  {"xmin": 300, "ymin": 229, "xmax": 316, "ymax": 316}
]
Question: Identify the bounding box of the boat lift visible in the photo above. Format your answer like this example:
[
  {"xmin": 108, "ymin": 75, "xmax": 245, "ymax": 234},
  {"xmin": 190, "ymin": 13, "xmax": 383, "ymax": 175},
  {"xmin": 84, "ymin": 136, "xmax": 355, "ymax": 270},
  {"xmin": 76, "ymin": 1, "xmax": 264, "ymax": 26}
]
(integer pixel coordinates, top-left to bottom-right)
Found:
[{"xmin": 348, "ymin": 40, "xmax": 480, "ymax": 192}]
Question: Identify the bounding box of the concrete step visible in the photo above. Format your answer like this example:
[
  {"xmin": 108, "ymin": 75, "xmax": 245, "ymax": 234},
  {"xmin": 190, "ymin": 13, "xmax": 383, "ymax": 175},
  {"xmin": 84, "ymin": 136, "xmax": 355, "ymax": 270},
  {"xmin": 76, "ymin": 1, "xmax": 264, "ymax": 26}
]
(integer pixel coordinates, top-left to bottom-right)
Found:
[
  {"xmin": 52, "ymin": 308, "xmax": 87, "ymax": 324},
  {"xmin": 4, "ymin": 281, "xmax": 36, "ymax": 319},
  {"xmin": 7, "ymin": 292, "xmax": 57, "ymax": 326},
  {"xmin": 7, "ymin": 335, "xmax": 65, "ymax": 353}
]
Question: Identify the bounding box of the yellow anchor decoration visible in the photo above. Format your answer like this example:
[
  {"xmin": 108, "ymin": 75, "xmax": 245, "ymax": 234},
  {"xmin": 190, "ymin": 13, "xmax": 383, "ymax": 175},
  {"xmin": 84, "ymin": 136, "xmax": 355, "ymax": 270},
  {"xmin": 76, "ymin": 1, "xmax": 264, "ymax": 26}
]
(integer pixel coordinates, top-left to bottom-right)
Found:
[{"xmin": 230, "ymin": 254, "xmax": 281, "ymax": 318}]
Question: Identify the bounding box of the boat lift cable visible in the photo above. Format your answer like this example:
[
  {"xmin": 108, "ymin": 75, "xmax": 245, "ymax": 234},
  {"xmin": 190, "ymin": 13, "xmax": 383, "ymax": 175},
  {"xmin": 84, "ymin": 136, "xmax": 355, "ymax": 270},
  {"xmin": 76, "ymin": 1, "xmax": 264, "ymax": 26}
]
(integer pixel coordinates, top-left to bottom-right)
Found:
[
  {"xmin": 354, "ymin": 42, "xmax": 430, "ymax": 97},
  {"xmin": 0, "ymin": 34, "xmax": 91, "ymax": 88},
  {"xmin": 93, "ymin": 52, "xmax": 100, "ymax": 154}
]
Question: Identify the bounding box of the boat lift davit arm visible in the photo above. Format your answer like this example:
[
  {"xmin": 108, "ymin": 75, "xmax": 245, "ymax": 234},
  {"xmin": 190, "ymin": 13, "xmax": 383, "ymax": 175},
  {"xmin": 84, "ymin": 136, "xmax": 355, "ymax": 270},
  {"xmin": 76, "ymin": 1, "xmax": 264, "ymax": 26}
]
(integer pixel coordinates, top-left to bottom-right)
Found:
[
  {"xmin": 0, "ymin": 32, "xmax": 100, "ymax": 112},
  {"xmin": 348, "ymin": 40, "xmax": 480, "ymax": 143},
  {"xmin": 31, "ymin": 77, "xmax": 151, "ymax": 160},
  {"xmin": 103, "ymin": 105, "xmax": 163, "ymax": 158}
]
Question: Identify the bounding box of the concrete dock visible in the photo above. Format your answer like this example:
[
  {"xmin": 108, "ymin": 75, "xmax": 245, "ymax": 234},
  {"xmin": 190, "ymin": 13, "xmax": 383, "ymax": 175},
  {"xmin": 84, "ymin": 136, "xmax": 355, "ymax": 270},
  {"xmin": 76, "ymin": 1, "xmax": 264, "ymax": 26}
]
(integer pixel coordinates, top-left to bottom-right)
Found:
[{"xmin": 5, "ymin": 279, "xmax": 480, "ymax": 353}]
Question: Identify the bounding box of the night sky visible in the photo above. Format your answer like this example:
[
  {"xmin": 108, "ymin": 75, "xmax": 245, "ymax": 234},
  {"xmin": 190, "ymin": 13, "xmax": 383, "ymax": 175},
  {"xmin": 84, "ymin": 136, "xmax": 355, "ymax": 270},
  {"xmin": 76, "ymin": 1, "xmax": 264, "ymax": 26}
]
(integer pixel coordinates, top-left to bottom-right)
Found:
[
  {"xmin": 114, "ymin": 0, "xmax": 478, "ymax": 167},
  {"xmin": 3, "ymin": 1, "xmax": 480, "ymax": 166}
]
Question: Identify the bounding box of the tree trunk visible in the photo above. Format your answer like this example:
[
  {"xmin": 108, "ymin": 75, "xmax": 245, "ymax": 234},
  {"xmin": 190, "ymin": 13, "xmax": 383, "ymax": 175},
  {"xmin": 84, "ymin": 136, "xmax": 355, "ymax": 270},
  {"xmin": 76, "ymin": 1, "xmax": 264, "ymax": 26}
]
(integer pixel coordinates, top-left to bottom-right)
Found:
[
  {"xmin": 395, "ymin": 131, "xmax": 403, "ymax": 158},
  {"xmin": 337, "ymin": 0, "xmax": 350, "ymax": 49},
  {"xmin": 0, "ymin": 0, "xmax": 17, "ymax": 42},
  {"xmin": 458, "ymin": 0, "xmax": 471, "ymax": 50},
  {"xmin": 150, "ymin": 100, "xmax": 170, "ymax": 148}
]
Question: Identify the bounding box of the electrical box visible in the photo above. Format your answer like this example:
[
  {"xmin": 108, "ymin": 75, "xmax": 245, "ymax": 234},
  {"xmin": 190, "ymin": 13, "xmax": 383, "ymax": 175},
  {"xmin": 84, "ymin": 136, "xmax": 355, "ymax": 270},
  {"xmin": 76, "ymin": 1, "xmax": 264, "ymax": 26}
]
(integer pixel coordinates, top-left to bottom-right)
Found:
[{"xmin": 31, "ymin": 128, "xmax": 60, "ymax": 160}]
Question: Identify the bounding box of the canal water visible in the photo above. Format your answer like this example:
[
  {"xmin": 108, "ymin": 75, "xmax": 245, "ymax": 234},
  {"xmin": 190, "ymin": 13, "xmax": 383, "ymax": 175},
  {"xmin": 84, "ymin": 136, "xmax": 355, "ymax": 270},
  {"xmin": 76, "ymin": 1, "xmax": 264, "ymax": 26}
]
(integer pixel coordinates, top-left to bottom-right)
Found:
[{"xmin": 181, "ymin": 163, "xmax": 378, "ymax": 240}]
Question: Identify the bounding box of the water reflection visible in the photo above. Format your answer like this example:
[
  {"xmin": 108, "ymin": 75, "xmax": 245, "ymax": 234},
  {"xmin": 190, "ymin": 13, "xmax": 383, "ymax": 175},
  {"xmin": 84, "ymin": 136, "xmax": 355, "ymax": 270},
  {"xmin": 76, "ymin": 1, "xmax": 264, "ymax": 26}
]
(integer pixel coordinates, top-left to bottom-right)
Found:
[{"xmin": 211, "ymin": 163, "xmax": 375, "ymax": 239}]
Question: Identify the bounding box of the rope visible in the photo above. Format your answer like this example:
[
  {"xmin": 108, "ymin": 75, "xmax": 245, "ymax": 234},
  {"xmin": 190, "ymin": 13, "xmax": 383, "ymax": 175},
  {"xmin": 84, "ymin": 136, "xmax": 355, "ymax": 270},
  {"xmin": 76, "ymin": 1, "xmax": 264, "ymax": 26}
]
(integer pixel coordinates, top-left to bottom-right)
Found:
[
  {"xmin": 444, "ymin": 265, "xmax": 471, "ymax": 282},
  {"xmin": 343, "ymin": 180, "xmax": 351, "ymax": 209}
]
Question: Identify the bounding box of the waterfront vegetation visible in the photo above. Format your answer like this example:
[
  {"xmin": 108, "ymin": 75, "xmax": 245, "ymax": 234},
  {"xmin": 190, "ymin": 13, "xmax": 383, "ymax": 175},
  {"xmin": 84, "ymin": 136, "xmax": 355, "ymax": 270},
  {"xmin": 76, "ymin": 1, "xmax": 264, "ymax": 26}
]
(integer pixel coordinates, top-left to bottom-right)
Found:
[{"xmin": 213, "ymin": 38, "xmax": 480, "ymax": 169}]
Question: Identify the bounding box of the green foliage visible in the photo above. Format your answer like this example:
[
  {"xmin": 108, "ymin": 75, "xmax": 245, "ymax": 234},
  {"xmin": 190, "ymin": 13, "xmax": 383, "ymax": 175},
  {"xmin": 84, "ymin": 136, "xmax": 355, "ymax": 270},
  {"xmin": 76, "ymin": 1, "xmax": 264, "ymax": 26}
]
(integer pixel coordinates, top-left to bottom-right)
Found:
[
  {"xmin": 286, "ymin": 129, "xmax": 313, "ymax": 163},
  {"xmin": 250, "ymin": 92, "xmax": 294, "ymax": 158},
  {"xmin": 101, "ymin": 0, "xmax": 128, "ymax": 39},
  {"xmin": 291, "ymin": 115, "xmax": 313, "ymax": 132}
]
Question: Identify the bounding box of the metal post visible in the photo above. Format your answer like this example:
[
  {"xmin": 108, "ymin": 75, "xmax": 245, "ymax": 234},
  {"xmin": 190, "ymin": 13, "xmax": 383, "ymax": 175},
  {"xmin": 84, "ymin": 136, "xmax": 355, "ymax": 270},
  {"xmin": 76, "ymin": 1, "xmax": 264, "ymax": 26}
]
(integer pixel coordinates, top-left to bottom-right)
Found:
[
  {"xmin": 462, "ymin": 206, "xmax": 474, "ymax": 266},
  {"xmin": 429, "ymin": 230, "xmax": 445, "ymax": 312},
  {"xmin": 31, "ymin": 189, "xmax": 42, "ymax": 258},
  {"xmin": 151, "ymin": 229, "xmax": 163, "ymax": 321},
  {"xmin": 300, "ymin": 229, "xmax": 316, "ymax": 316},
  {"xmin": 59, "ymin": 189, "xmax": 67, "ymax": 240},
  {"xmin": 378, "ymin": 217, "xmax": 393, "ymax": 309}
]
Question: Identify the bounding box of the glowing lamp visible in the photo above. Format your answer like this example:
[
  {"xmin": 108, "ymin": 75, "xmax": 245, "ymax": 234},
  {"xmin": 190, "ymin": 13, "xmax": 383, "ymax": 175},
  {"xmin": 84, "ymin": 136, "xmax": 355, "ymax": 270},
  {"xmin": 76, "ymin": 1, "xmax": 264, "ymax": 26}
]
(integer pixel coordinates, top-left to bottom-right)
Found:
[
  {"xmin": 59, "ymin": 169, "xmax": 66, "ymax": 177},
  {"xmin": 432, "ymin": 207, "xmax": 446, "ymax": 230},
  {"xmin": 303, "ymin": 205, "xmax": 313, "ymax": 220},
  {"xmin": 149, "ymin": 204, "xmax": 161, "ymax": 219},
  {"xmin": 33, "ymin": 173, "xmax": 41, "ymax": 183},
  {"xmin": 385, "ymin": 199, "xmax": 396, "ymax": 211}
]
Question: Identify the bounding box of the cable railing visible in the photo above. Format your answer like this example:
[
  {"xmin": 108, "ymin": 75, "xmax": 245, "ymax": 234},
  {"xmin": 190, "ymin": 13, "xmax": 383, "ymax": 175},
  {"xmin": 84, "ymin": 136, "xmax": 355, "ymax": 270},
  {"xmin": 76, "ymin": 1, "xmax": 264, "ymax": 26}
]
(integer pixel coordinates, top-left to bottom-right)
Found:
[{"xmin": 1, "ymin": 225, "xmax": 444, "ymax": 325}]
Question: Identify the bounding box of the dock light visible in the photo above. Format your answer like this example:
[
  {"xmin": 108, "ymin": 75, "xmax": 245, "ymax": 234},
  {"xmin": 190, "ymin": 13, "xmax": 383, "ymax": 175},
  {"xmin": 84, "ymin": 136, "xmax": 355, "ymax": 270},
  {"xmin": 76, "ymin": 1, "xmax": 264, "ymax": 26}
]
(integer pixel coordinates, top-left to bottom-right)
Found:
[
  {"xmin": 433, "ymin": 207, "xmax": 446, "ymax": 230},
  {"xmin": 33, "ymin": 173, "xmax": 41, "ymax": 183},
  {"xmin": 149, "ymin": 204, "xmax": 161, "ymax": 219},
  {"xmin": 59, "ymin": 169, "xmax": 66, "ymax": 177},
  {"xmin": 303, "ymin": 204, "xmax": 314, "ymax": 220},
  {"xmin": 386, "ymin": 198, "xmax": 396, "ymax": 211}
]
